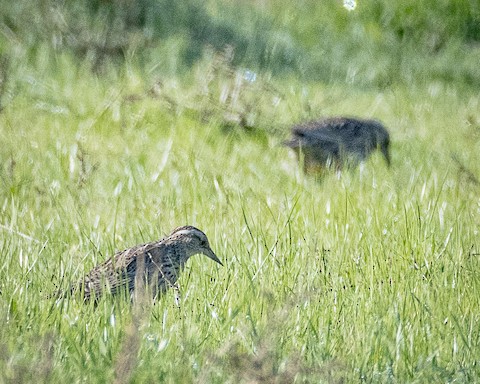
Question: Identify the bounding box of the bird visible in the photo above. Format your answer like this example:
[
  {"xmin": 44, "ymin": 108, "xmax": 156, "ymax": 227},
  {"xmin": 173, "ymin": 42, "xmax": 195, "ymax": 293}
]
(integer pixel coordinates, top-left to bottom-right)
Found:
[
  {"xmin": 67, "ymin": 226, "xmax": 222, "ymax": 302},
  {"xmin": 283, "ymin": 117, "xmax": 391, "ymax": 174}
]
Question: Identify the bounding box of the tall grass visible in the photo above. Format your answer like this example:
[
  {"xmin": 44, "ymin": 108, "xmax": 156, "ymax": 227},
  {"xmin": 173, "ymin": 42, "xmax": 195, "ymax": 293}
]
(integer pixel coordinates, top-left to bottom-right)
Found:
[
  {"xmin": 1, "ymin": 0, "xmax": 479, "ymax": 86},
  {"xmin": 0, "ymin": 46, "xmax": 479, "ymax": 382}
]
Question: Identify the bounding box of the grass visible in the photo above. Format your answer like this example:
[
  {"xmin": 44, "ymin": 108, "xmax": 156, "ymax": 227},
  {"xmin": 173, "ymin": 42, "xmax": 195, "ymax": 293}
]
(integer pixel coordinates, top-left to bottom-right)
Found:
[{"xmin": 1, "ymin": 44, "xmax": 480, "ymax": 383}]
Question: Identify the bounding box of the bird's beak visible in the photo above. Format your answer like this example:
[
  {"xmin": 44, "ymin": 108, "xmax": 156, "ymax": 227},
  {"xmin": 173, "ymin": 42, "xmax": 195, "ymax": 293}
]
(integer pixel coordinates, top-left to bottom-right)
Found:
[{"xmin": 204, "ymin": 248, "xmax": 223, "ymax": 266}]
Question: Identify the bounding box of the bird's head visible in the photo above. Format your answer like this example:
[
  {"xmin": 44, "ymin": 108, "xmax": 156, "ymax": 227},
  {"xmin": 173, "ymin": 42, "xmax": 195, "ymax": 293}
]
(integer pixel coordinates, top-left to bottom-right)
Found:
[{"xmin": 170, "ymin": 226, "xmax": 223, "ymax": 266}]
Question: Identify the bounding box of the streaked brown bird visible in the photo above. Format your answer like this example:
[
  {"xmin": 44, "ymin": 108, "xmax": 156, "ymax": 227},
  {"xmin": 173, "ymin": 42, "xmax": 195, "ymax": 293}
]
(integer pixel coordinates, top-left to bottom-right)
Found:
[
  {"xmin": 283, "ymin": 117, "xmax": 391, "ymax": 173},
  {"xmin": 69, "ymin": 226, "xmax": 222, "ymax": 301}
]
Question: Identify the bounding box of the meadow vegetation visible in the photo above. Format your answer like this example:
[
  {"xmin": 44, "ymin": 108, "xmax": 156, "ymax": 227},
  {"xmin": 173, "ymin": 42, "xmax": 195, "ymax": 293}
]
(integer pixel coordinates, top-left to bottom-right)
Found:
[{"xmin": 0, "ymin": 0, "xmax": 479, "ymax": 382}]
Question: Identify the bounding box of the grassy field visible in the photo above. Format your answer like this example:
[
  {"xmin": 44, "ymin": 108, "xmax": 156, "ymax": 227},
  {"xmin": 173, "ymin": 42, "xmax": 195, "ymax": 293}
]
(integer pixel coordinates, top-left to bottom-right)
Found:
[{"xmin": 1, "ymin": 2, "xmax": 480, "ymax": 383}]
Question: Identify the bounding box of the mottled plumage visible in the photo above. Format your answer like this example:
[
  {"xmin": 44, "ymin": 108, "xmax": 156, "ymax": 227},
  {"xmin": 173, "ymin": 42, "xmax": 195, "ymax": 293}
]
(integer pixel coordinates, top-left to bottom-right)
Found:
[
  {"xmin": 70, "ymin": 226, "xmax": 222, "ymax": 301},
  {"xmin": 284, "ymin": 117, "xmax": 391, "ymax": 173}
]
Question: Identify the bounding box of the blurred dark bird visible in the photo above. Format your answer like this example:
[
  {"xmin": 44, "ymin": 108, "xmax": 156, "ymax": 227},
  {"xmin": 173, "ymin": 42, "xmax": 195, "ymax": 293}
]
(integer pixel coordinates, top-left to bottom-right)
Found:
[
  {"xmin": 67, "ymin": 226, "xmax": 222, "ymax": 301},
  {"xmin": 283, "ymin": 117, "xmax": 391, "ymax": 173}
]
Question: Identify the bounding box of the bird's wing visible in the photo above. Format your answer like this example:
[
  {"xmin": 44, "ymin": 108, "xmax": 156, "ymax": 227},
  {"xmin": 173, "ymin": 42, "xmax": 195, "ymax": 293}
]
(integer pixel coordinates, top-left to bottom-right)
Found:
[{"xmin": 79, "ymin": 241, "xmax": 163, "ymax": 298}]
